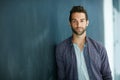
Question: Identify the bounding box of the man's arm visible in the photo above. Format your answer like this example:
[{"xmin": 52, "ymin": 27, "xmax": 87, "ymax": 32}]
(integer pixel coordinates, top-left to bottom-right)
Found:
[
  {"xmin": 56, "ymin": 45, "xmax": 65, "ymax": 80},
  {"xmin": 100, "ymin": 47, "xmax": 112, "ymax": 80}
]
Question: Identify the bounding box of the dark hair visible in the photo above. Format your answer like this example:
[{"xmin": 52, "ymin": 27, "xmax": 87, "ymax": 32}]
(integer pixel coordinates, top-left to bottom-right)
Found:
[{"xmin": 69, "ymin": 6, "xmax": 88, "ymax": 22}]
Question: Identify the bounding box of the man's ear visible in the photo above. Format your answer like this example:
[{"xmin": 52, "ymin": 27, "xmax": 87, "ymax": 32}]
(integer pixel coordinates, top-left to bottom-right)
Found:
[{"xmin": 86, "ymin": 20, "xmax": 89, "ymax": 26}]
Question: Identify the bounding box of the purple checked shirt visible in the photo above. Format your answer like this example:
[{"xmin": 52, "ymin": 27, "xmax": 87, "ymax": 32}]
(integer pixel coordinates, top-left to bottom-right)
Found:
[{"xmin": 56, "ymin": 36, "xmax": 112, "ymax": 80}]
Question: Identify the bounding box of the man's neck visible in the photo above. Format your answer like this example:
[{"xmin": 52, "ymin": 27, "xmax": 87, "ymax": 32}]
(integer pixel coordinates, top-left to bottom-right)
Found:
[{"xmin": 72, "ymin": 32, "xmax": 86, "ymax": 51}]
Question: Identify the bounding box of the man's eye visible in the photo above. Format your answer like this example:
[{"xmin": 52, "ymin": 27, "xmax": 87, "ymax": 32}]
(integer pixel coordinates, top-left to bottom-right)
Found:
[
  {"xmin": 72, "ymin": 20, "xmax": 77, "ymax": 23},
  {"xmin": 81, "ymin": 20, "xmax": 84, "ymax": 22},
  {"xmin": 81, "ymin": 19, "xmax": 86, "ymax": 22}
]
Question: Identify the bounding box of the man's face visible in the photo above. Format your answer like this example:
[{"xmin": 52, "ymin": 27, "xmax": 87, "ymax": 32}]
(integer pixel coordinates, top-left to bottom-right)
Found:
[{"xmin": 70, "ymin": 12, "xmax": 89, "ymax": 36}]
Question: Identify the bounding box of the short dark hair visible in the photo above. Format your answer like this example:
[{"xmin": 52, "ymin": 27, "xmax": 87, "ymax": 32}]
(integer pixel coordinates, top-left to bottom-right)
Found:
[{"xmin": 69, "ymin": 6, "xmax": 88, "ymax": 22}]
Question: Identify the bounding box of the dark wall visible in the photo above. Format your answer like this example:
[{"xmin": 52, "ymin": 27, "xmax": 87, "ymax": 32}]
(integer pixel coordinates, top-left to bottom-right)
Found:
[
  {"xmin": 0, "ymin": 0, "xmax": 104, "ymax": 80},
  {"xmin": 0, "ymin": 0, "xmax": 57, "ymax": 80},
  {"xmin": 55, "ymin": 0, "xmax": 104, "ymax": 44}
]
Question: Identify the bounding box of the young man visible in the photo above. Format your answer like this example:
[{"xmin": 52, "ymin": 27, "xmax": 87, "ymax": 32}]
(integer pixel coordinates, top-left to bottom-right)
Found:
[{"xmin": 56, "ymin": 6, "xmax": 112, "ymax": 80}]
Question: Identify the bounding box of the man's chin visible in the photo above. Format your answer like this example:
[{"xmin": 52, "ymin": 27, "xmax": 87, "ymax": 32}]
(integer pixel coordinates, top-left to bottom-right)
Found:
[
  {"xmin": 72, "ymin": 28, "xmax": 86, "ymax": 36},
  {"xmin": 75, "ymin": 31, "xmax": 85, "ymax": 35}
]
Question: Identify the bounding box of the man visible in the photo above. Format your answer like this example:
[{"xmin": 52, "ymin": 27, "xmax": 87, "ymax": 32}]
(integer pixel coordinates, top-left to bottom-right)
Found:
[{"xmin": 56, "ymin": 6, "xmax": 112, "ymax": 80}]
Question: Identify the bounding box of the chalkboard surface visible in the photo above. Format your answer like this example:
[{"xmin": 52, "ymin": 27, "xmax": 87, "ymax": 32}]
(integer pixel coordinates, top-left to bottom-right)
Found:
[{"xmin": 0, "ymin": 0, "xmax": 104, "ymax": 80}]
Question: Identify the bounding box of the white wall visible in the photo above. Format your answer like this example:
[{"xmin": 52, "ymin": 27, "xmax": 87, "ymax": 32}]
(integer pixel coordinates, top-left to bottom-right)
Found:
[{"xmin": 103, "ymin": 0, "xmax": 114, "ymax": 79}]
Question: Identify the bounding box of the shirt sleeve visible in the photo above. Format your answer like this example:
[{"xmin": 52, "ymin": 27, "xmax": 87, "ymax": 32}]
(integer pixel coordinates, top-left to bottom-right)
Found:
[
  {"xmin": 100, "ymin": 47, "xmax": 112, "ymax": 80},
  {"xmin": 56, "ymin": 45, "xmax": 65, "ymax": 80}
]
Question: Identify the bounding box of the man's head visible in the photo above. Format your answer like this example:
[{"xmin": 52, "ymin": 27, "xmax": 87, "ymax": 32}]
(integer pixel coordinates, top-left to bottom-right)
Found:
[
  {"xmin": 69, "ymin": 6, "xmax": 89, "ymax": 36},
  {"xmin": 69, "ymin": 6, "xmax": 88, "ymax": 22}
]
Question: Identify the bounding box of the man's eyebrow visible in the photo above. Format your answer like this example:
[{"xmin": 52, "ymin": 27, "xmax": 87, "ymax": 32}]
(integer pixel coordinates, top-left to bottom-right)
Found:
[
  {"xmin": 80, "ymin": 18, "xmax": 86, "ymax": 20},
  {"xmin": 71, "ymin": 19, "xmax": 76, "ymax": 20},
  {"xmin": 71, "ymin": 18, "xmax": 86, "ymax": 20}
]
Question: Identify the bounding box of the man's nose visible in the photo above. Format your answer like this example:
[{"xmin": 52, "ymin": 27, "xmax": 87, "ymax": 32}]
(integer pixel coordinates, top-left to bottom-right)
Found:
[{"xmin": 77, "ymin": 22, "xmax": 81, "ymax": 27}]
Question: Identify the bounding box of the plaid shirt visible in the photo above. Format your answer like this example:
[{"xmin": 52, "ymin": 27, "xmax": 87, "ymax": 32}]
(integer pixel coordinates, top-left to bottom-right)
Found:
[{"xmin": 56, "ymin": 36, "xmax": 112, "ymax": 80}]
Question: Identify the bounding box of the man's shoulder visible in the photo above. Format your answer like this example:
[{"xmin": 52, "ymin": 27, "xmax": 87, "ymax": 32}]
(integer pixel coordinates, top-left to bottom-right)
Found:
[
  {"xmin": 56, "ymin": 37, "xmax": 72, "ymax": 55},
  {"xmin": 57, "ymin": 37, "xmax": 71, "ymax": 48},
  {"xmin": 87, "ymin": 37, "xmax": 108, "ymax": 57},
  {"xmin": 87, "ymin": 37, "xmax": 105, "ymax": 50}
]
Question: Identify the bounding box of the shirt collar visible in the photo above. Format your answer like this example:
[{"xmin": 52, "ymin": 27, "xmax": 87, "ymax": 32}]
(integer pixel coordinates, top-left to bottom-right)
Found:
[{"xmin": 68, "ymin": 35, "xmax": 89, "ymax": 46}]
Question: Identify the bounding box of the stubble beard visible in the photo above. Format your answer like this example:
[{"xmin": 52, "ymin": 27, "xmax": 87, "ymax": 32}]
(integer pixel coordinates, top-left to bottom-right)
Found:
[{"xmin": 71, "ymin": 27, "xmax": 87, "ymax": 36}]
